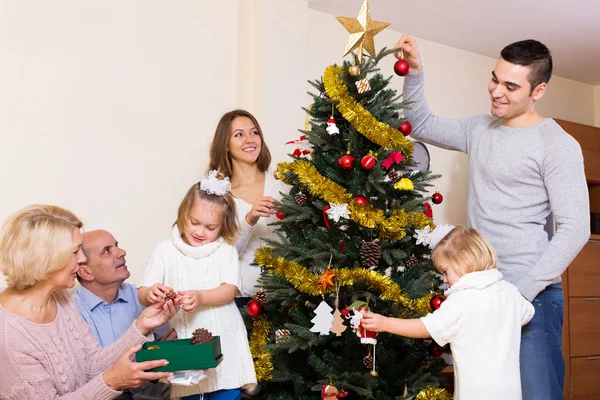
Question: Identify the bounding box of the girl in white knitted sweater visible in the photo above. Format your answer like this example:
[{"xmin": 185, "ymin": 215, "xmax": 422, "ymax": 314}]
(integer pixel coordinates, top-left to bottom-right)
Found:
[
  {"xmin": 362, "ymin": 226, "xmax": 535, "ymax": 400},
  {"xmin": 138, "ymin": 171, "xmax": 256, "ymax": 400}
]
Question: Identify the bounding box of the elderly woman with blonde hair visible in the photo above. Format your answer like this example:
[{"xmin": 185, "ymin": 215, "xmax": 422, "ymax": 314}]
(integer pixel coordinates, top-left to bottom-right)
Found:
[{"xmin": 0, "ymin": 204, "xmax": 180, "ymax": 399}]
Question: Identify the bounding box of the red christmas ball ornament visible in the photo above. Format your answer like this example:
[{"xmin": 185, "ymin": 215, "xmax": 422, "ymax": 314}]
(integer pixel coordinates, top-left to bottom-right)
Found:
[
  {"xmin": 355, "ymin": 195, "xmax": 369, "ymax": 205},
  {"xmin": 246, "ymin": 299, "xmax": 262, "ymax": 318},
  {"xmin": 423, "ymin": 202, "xmax": 433, "ymax": 218},
  {"xmin": 394, "ymin": 59, "xmax": 410, "ymax": 76},
  {"xmin": 275, "ymin": 209, "xmax": 286, "ymax": 220},
  {"xmin": 432, "ymin": 191, "xmax": 444, "ymax": 205},
  {"xmin": 430, "ymin": 294, "xmax": 446, "ymax": 311},
  {"xmin": 361, "ymin": 152, "xmax": 377, "ymax": 170},
  {"xmin": 399, "ymin": 120, "xmax": 412, "ymax": 136},
  {"xmin": 338, "ymin": 153, "xmax": 355, "ymax": 170},
  {"xmin": 429, "ymin": 342, "xmax": 445, "ymax": 358}
]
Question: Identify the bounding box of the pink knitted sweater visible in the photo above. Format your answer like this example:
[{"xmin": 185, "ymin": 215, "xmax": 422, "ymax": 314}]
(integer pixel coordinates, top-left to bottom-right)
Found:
[{"xmin": 0, "ymin": 290, "xmax": 151, "ymax": 399}]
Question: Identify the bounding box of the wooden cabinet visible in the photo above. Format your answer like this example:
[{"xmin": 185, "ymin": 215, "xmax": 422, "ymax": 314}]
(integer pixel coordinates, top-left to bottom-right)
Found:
[
  {"xmin": 567, "ymin": 241, "xmax": 600, "ymax": 297},
  {"xmin": 556, "ymin": 119, "xmax": 600, "ymax": 184},
  {"xmin": 569, "ymin": 297, "xmax": 600, "ymax": 357},
  {"xmin": 571, "ymin": 357, "xmax": 600, "ymax": 400},
  {"xmin": 556, "ymin": 119, "xmax": 600, "ymax": 400}
]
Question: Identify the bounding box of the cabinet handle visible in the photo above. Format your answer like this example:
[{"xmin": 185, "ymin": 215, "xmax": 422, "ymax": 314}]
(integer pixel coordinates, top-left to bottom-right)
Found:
[
  {"xmin": 587, "ymin": 356, "xmax": 600, "ymax": 360},
  {"xmin": 584, "ymin": 298, "xmax": 599, "ymax": 301},
  {"xmin": 589, "ymin": 239, "xmax": 599, "ymax": 243}
]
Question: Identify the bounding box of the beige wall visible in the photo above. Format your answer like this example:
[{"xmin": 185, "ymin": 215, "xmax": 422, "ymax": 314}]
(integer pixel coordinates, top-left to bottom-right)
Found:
[
  {"xmin": 1, "ymin": 1, "xmax": 597, "ymax": 286},
  {"xmin": 0, "ymin": 1, "xmax": 240, "ymax": 286}
]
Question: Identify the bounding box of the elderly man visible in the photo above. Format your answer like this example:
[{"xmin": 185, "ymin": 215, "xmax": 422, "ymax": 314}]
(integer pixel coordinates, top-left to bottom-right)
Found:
[{"xmin": 74, "ymin": 230, "xmax": 173, "ymax": 399}]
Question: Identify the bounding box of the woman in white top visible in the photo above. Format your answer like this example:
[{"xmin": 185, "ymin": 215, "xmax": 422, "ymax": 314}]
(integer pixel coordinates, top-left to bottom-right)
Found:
[{"xmin": 208, "ymin": 109, "xmax": 288, "ymax": 298}]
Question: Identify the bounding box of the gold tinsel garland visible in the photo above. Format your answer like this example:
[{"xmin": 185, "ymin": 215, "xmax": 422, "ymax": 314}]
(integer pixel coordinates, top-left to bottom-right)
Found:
[
  {"xmin": 254, "ymin": 247, "xmax": 433, "ymax": 316},
  {"xmin": 323, "ymin": 65, "xmax": 414, "ymax": 158},
  {"xmin": 276, "ymin": 160, "xmax": 434, "ymax": 239},
  {"xmin": 415, "ymin": 386, "xmax": 453, "ymax": 400},
  {"xmin": 249, "ymin": 314, "xmax": 273, "ymax": 382}
]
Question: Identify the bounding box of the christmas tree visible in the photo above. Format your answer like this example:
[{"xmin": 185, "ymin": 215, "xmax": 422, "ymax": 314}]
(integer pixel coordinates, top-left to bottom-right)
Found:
[{"xmin": 244, "ymin": 2, "xmax": 451, "ymax": 399}]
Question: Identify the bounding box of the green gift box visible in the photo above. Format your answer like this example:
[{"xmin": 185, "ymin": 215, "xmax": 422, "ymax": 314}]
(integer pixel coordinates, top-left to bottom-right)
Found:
[{"xmin": 136, "ymin": 336, "xmax": 223, "ymax": 372}]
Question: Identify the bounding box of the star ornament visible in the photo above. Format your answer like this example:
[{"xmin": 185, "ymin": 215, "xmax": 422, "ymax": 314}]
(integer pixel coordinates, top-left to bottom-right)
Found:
[
  {"xmin": 413, "ymin": 225, "xmax": 433, "ymax": 246},
  {"xmin": 317, "ymin": 265, "xmax": 337, "ymax": 292},
  {"xmin": 326, "ymin": 202, "xmax": 351, "ymax": 222},
  {"xmin": 336, "ymin": 0, "xmax": 390, "ymax": 62}
]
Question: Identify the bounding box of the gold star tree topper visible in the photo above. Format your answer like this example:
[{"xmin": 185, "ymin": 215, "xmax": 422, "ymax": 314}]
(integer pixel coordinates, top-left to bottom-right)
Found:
[{"xmin": 336, "ymin": 0, "xmax": 390, "ymax": 63}]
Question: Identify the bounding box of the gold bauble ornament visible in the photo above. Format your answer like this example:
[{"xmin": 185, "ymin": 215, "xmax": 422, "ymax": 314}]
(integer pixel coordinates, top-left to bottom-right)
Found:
[
  {"xmin": 394, "ymin": 177, "xmax": 414, "ymax": 191},
  {"xmin": 370, "ymin": 370, "xmax": 379, "ymax": 377},
  {"xmin": 349, "ymin": 65, "xmax": 361, "ymax": 76}
]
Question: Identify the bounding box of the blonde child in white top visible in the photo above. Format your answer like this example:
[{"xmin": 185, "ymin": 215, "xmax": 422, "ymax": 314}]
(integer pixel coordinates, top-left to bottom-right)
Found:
[
  {"xmin": 362, "ymin": 225, "xmax": 534, "ymax": 400},
  {"xmin": 138, "ymin": 171, "xmax": 256, "ymax": 400}
]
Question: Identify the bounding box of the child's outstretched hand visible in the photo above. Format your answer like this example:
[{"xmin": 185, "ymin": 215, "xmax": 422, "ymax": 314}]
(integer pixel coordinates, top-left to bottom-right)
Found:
[
  {"xmin": 361, "ymin": 312, "xmax": 388, "ymax": 332},
  {"xmin": 147, "ymin": 283, "xmax": 174, "ymax": 304},
  {"xmin": 179, "ymin": 290, "xmax": 203, "ymax": 313}
]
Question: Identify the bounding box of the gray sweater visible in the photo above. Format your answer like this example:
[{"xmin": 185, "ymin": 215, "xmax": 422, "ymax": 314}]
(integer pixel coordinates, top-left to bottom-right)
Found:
[{"xmin": 404, "ymin": 71, "xmax": 590, "ymax": 300}]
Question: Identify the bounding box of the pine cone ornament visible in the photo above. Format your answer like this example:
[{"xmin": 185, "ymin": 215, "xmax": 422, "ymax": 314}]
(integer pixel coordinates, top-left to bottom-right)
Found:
[
  {"xmin": 363, "ymin": 355, "xmax": 374, "ymax": 369},
  {"xmin": 165, "ymin": 290, "xmax": 177, "ymax": 301},
  {"xmin": 191, "ymin": 328, "xmax": 213, "ymax": 345},
  {"xmin": 295, "ymin": 192, "xmax": 308, "ymax": 206},
  {"xmin": 406, "ymin": 254, "xmax": 418, "ymax": 268},
  {"xmin": 361, "ymin": 240, "xmax": 382, "ymax": 267},
  {"xmin": 255, "ymin": 290, "xmax": 267, "ymax": 304},
  {"xmin": 387, "ymin": 170, "xmax": 400, "ymax": 182}
]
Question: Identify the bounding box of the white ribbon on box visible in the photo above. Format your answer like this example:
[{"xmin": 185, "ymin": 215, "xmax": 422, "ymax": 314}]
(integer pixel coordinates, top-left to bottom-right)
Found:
[{"xmin": 167, "ymin": 370, "xmax": 208, "ymax": 386}]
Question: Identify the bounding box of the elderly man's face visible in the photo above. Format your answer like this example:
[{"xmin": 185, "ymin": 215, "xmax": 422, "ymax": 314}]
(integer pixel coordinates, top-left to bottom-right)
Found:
[{"xmin": 82, "ymin": 230, "xmax": 130, "ymax": 286}]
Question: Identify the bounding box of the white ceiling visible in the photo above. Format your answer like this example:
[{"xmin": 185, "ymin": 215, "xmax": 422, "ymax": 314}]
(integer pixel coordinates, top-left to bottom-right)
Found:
[{"xmin": 309, "ymin": 0, "xmax": 600, "ymax": 86}]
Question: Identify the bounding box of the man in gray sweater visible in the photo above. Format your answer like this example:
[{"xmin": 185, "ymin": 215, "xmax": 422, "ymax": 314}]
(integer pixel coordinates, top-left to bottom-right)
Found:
[{"xmin": 396, "ymin": 36, "xmax": 590, "ymax": 400}]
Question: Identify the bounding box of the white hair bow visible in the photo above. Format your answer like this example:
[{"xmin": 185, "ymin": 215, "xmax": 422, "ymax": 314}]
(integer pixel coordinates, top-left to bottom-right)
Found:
[
  {"xmin": 200, "ymin": 170, "xmax": 231, "ymax": 196},
  {"xmin": 414, "ymin": 224, "xmax": 455, "ymax": 249}
]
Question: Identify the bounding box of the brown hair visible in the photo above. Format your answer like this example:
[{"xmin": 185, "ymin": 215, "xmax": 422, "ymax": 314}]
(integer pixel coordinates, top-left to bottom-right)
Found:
[
  {"xmin": 208, "ymin": 109, "xmax": 271, "ymax": 177},
  {"xmin": 0, "ymin": 204, "xmax": 83, "ymax": 289},
  {"xmin": 175, "ymin": 181, "xmax": 239, "ymax": 245},
  {"xmin": 432, "ymin": 225, "xmax": 497, "ymax": 275}
]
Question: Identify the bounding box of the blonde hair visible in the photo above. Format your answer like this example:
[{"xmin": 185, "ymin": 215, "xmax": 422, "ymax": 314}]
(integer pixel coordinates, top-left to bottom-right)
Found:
[
  {"xmin": 0, "ymin": 205, "xmax": 83, "ymax": 290},
  {"xmin": 432, "ymin": 226, "xmax": 497, "ymax": 275},
  {"xmin": 208, "ymin": 109, "xmax": 271, "ymax": 177},
  {"xmin": 175, "ymin": 181, "xmax": 239, "ymax": 245}
]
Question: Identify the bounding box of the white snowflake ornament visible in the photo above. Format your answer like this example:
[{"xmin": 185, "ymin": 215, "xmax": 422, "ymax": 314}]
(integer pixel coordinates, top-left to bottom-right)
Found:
[
  {"xmin": 413, "ymin": 226, "xmax": 433, "ymax": 246},
  {"xmin": 413, "ymin": 224, "xmax": 456, "ymax": 249},
  {"xmin": 326, "ymin": 203, "xmax": 351, "ymax": 223}
]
